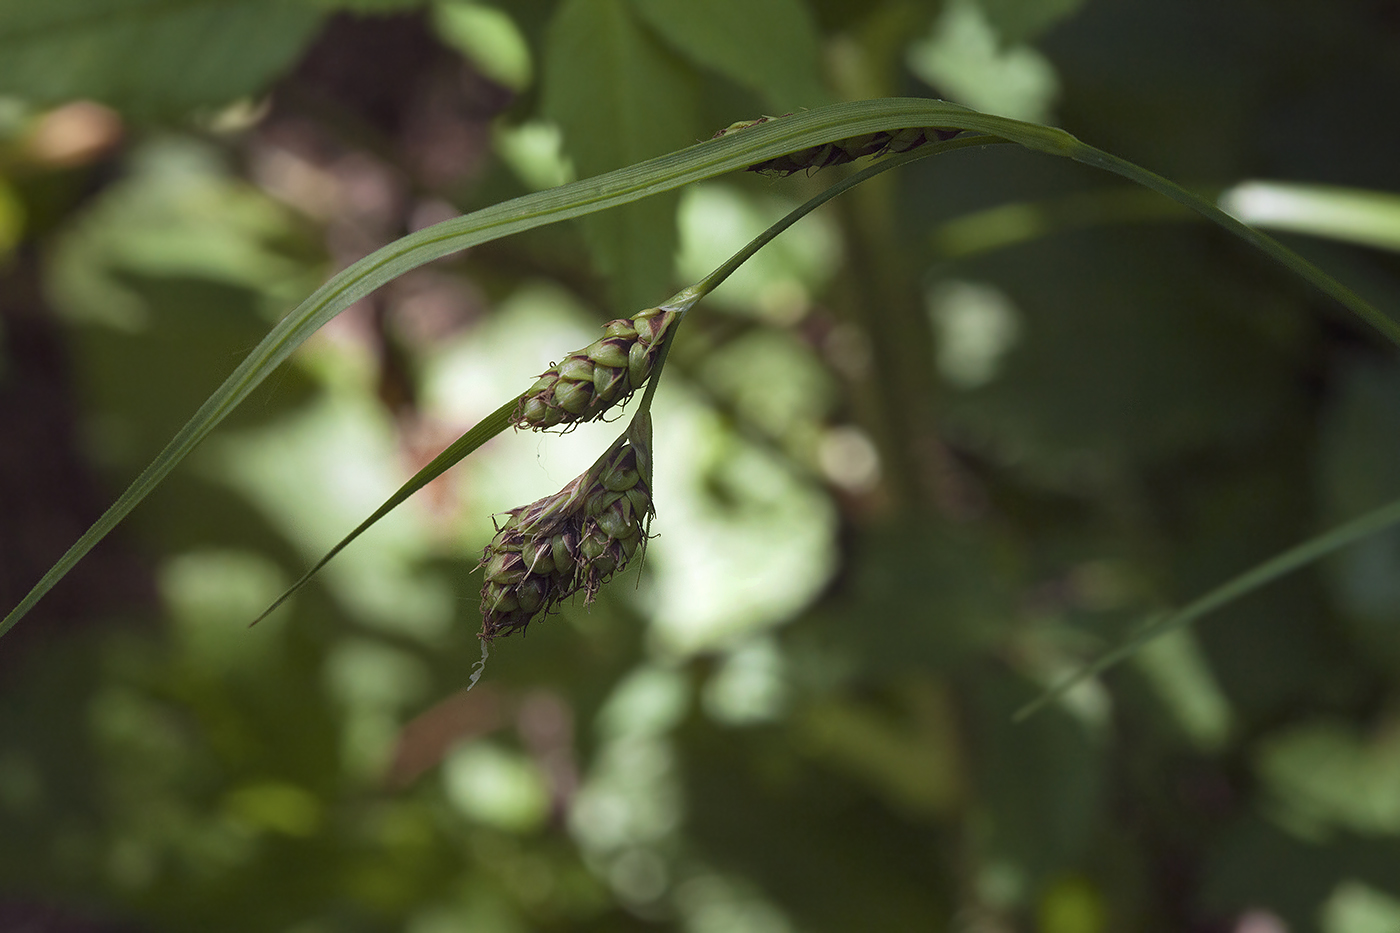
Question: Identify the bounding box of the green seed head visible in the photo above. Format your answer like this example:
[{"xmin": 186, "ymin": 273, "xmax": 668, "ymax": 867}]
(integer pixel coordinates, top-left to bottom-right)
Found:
[
  {"xmin": 713, "ymin": 113, "xmax": 965, "ymax": 176},
  {"xmin": 603, "ymin": 318, "xmax": 638, "ymax": 339},
  {"xmin": 514, "ymin": 576, "xmax": 548, "ymax": 614},
  {"xmin": 483, "ymin": 550, "xmax": 525, "ymax": 586},
  {"xmin": 599, "ymin": 451, "xmax": 640, "ymax": 493},
  {"xmin": 595, "ymin": 498, "xmax": 635, "ymax": 540},
  {"xmin": 557, "ymin": 356, "xmax": 594, "ymax": 382},
  {"xmin": 553, "ymin": 378, "xmax": 593, "ymax": 415},
  {"xmin": 587, "ymin": 337, "xmax": 630, "ymax": 369},
  {"xmin": 550, "ymin": 530, "xmax": 577, "ymax": 581},
  {"xmin": 510, "ymin": 308, "xmax": 679, "ymax": 431},
  {"xmin": 593, "ymin": 359, "xmax": 629, "ymax": 402}
]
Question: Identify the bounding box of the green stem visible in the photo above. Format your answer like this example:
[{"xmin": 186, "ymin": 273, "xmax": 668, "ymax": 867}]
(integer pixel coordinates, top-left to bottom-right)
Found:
[
  {"xmin": 633, "ymin": 328, "xmax": 674, "ymax": 416},
  {"xmin": 678, "ymin": 135, "xmax": 1012, "ymax": 308},
  {"xmin": 637, "ymin": 134, "xmax": 1011, "ymax": 423}
]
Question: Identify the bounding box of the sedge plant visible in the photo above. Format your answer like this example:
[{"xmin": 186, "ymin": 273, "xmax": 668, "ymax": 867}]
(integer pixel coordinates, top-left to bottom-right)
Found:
[{"xmin": 4, "ymin": 98, "xmax": 1400, "ymax": 707}]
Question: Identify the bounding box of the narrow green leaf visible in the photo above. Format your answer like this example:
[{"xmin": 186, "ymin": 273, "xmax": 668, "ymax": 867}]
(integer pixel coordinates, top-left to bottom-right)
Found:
[
  {"xmin": 630, "ymin": 0, "xmax": 829, "ymax": 110},
  {"xmin": 251, "ymin": 396, "xmax": 520, "ymax": 625},
  {"xmin": 1014, "ymin": 495, "xmax": 1400, "ymax": 722},
  {"xmin": 0, "ymin": 1, "xmax": 325, "ymax": 115},
  {"xmin": 543, "ymin": 0, "xmax": 698, "ymax": 315}
]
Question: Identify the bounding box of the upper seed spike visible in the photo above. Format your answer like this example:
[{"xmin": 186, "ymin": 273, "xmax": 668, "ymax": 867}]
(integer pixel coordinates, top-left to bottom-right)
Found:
[
  {"xmin": 510, "ymin": 307, "xmax": 679, "ymax": 431},
  {"xmin": 712, "ymin": 113, "xmax": 965, "ymax": 177}
]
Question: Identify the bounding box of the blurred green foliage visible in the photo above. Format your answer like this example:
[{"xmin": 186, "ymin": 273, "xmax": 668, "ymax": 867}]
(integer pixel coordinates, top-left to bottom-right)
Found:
[{"xmin": 2, "ymin": 0, "xmax": 1400, "ymax": 931}]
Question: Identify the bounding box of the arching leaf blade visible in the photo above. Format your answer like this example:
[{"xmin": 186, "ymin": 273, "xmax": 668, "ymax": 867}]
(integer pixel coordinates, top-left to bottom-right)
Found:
[{"xmin": 250, "ymin": 395, "xmax": 521, "ymax": 626}]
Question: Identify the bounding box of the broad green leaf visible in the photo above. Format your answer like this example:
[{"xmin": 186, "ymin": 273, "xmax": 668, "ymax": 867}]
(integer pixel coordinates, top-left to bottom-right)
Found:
[
  {"xmin": 543, "ymin": 0, "xmax": 698, "ymax": 316},
  {"xmin": 630, "ymin": 0, "xmax": 829, "ymax": 110},
  {"xmin": 4, "ymin": 97, "xmax": 1395, "ymax": 639},
  {"xmin": 0, "ymin": 1, "xmax": 325, "ymax": 115},
  {"xmin": 431, "ymin": 1, "xmax": 532, "ymax": 92},
  {"xmin": 908, "ymin": 0, "xmax": 1060, "ymax": 123},
  {"xmin": 1256, "ymin": 719, "xmax": 1400, "ymax": 835}
]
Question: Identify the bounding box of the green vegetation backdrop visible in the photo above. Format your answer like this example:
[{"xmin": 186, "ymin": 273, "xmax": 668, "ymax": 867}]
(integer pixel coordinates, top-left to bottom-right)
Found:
[{"xmin": 1, "ymin": 1, "xmax": 1399, "ymax": 931}]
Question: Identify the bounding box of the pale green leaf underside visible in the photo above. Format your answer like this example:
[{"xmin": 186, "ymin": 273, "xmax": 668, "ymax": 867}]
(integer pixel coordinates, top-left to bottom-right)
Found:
[
  {"xmin": 932, "ymin": 181, "xmax": 1400, "ymax": 260},
  {"xmin": 4, "ymin": 97, "xmax": 1396, "ymax": 639}
]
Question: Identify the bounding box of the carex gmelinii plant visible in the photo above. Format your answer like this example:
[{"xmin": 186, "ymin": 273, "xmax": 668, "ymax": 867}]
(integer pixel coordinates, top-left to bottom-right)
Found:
[
  {"xmin": 472, "ymin": 118, "xmax": 957, "ymax": 644},
  {"xmin": 6, "ymin": 99, "xmax": 1396, "ymax": 701}
]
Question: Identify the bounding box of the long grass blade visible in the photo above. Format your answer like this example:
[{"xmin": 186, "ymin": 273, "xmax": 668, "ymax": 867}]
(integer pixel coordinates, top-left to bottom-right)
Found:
[
  {"xmin": 1014, "ymin": 496, "xmax": 1400, "ymax": 721},
  {"xmin": 250, "ymin": 396, "xmax": 520, "ymax": 625},
  {"xmin": 2, "ymin": 99, "xmax": 994, "ymax": 638}
]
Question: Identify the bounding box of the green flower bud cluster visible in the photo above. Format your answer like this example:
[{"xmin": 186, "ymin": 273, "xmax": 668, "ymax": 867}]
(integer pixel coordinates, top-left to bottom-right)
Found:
[
  {"xmin": 478, "ymin": 420, "xmax": 654, "ymax": 640},
  {"xmin": 713, "ymin": 115, "xmax": 963, "ymax": 177},
  {"xmin": 512, "ymin": 307, "xmax": 679, "ymax": 430}
]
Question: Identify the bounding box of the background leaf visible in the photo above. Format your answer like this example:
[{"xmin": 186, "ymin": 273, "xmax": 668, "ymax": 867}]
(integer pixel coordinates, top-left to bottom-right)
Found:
[
  {"xmin": 0, "ymin": 0, "xmax": 326, "ymax": 115},
  {"xmin": 542, "ymin": 0, "xmax": 698, "ymax": 316},
  {"xmin": 974, "ymin": 0, "xmax": 1089, "ymax": 44},
  {"xmin": 630, "ymin": 0, "xmax": 830, "ymax": 111},
  {"xmin": 5, "ymin": 2, "xmax": 1400, "ymax": 930}
]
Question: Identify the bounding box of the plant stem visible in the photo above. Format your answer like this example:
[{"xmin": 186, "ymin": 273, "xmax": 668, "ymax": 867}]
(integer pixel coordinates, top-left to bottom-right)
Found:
[{"xmin": 637, "ymin": 134, "xmax": 1013, "ymax": 421}]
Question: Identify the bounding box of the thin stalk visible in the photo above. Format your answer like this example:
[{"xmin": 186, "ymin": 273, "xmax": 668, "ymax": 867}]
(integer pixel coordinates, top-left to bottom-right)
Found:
[
  {"xmin": 1068, "ymin": 144, "xmax": 1400, "ymax": 345},
  {"xmin": 676, "ymin": 135, "xmax": 1012, "ymax": 309},
  {"xmin": 638, "ymin": 135, "xmax": 1006, "ymax": 425},
  {"xmin": 250, "ymin": 394, "xmax": 521, "ymax": 625},
  {"xmin": 1015, "ymin": 494, "xmax": 1400, "ymax": 721}
]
